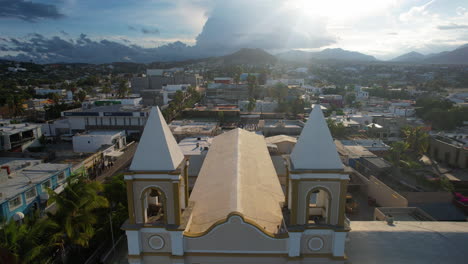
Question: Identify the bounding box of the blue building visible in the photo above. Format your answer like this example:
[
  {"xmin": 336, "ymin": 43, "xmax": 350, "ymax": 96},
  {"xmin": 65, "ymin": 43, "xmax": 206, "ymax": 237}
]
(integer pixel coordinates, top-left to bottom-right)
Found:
[{"xmin": 0, "ymin": 158, "xmax": 72, "ymax": 221}]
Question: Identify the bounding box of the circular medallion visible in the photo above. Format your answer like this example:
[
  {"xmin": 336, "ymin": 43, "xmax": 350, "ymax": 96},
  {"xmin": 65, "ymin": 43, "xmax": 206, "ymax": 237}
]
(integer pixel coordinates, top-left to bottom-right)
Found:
[
  {"xmin": 308, "ymin": 237, "xmax": 324, "ymax": 251},
  {"xmin": 148, "ymin": 235, "xmax": 165, "ymax": 250}
]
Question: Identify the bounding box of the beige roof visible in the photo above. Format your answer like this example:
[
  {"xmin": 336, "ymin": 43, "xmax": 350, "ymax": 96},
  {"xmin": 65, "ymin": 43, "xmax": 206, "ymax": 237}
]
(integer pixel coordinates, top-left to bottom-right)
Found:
[
  {"xmin": 130, "ymin": 107, "xmax": 184, "ymax": 171},
  {"xmin": 290, "ymin": 104, "xmax": 343, "ymax": 170},
  {"xmin": 186, "ymin": 128, "xmax": 285, "ymax": 236},
  {"xmin": 265, "ymin": 135, "xmax": 297, "ymax": 144}
]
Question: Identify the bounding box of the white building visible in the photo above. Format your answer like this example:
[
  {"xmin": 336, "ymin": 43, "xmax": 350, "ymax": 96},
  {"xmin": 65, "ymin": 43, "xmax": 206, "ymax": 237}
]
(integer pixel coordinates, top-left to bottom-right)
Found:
[
  {"xmin": 61, "ymin": 104, "xmax": 151, "ymax": 136},
  {"xmin": 238, "ymin": 100, "xmax": 278, "ymax": 112},
  {"xmin": 0, "ymin": 122, "xmax": 42, "ymax": 152},
  {"xmin": 72, "ymin": 130, "xmax": 126, "ymax": 153},
  {"xmin": 34, "ymin": 88, "xmax": 66, "ymax": 96}
]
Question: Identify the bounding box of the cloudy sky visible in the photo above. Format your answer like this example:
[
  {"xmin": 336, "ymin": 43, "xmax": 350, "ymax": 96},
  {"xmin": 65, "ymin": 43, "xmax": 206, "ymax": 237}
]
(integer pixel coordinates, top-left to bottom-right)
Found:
[{"xmin": 0, "ymin": 0, "xmax": 467, "ymax": 62}]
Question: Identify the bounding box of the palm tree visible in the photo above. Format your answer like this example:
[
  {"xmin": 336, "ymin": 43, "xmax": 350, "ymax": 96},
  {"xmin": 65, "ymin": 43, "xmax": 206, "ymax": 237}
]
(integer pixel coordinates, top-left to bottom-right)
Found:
[
  {"xmin": 388, "ymin": 141, "xmax": 409, "ymax": 177},
  {"xmin": 101, "ymin": 82, "xmax": 112, "ymax": 98},
  {"xmin": 47, "ymin": 176, "xmax": 109, "ymax": 249},
  {"xmin": 0, "ymin": 216, "xmax": 59, "ymax": 263},
  {"xmin": 247, "ymin": 97, "xmax": 256, "ymax": 113},
  {"xmin": 402, "ymin": 127, "xmax": 429, "ymax": 156},
  {"xmin": 6, "ymin": 94, "xmax": 24, "ymax": 118}
]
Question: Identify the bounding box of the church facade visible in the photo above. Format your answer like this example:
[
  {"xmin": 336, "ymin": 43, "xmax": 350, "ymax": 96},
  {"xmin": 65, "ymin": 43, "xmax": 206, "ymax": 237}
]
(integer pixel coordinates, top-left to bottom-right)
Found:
[{"xmin": 122, "ymin": 105, "xmax": 350, "ymax": 264}]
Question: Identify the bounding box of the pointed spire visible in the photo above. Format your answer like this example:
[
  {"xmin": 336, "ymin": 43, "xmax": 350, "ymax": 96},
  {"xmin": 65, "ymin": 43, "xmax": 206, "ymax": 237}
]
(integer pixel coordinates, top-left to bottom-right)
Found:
[
  {"xmin": 130, "ymin": 107, "xmax": 184, "ymax": 171},
  {"xmin": 290, "ymin": 104, "xmax": 343, "ymax": 170}
]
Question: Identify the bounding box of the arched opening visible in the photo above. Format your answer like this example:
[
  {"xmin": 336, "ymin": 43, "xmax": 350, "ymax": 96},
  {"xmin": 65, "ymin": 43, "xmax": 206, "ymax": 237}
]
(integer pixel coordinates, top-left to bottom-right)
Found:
[
  {"xmin": 142, "ymin": 187, "xmax": 166, "ymax": 225},
  {"xmin": 307, "ymin": 188, "xmax": 331, "ymax": 225}
]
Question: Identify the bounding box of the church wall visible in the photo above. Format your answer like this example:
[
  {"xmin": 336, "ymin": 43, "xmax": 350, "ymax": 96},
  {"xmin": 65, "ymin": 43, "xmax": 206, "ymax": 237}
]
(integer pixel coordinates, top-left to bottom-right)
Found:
[
  {"xmin": 140, "ymin": 231, "xmax": 172, "ymax": 253},
  {"xmin": 184, "ymin": 215, "xmax": 288, "ymax": 253}
]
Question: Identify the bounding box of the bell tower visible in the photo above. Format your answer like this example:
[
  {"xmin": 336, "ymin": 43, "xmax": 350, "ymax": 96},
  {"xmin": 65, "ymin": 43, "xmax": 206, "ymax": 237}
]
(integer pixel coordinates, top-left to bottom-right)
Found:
[
  {"xmin": 124, "ymin": 107, "xmax": 188, "ymax": 227},
  {"xmin": 286, "ymin": 104, "xmax": 349, "ymax": 258}
]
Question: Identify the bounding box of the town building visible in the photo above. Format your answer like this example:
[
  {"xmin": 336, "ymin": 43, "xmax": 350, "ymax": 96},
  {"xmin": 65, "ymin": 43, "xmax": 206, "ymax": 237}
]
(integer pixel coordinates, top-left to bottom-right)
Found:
[
  {"xmin": 0, "ymin": 158, "xmax": 72, "ymax": 221},
  {"xmin": 122, "ymin": 105, "xmax": 350, "ymax": 263},
  {"xmin": 429, "ymin": 133, "xmax": 468, "ymax": 169},
  {"xmin": 61, "ymin": 104, "xmax": 151, "ymax": 137},
  {"xmin": 0, "ymin": 122, "xmax": 43, "ymax": 152},
  {"xmin": 72, "ymin": 130, "xmax": 126, "ymax": 153},
  {"xmin": 206, "ymin": 83, "xmax": 249, "ymax": 104}
]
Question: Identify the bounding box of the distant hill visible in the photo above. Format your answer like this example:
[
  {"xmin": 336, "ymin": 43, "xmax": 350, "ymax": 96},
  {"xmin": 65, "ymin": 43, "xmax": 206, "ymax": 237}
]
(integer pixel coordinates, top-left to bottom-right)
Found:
[
  {"xmin": 390, "ymin": 44, "xmax": 468, "ymax": 64},
  {"xmin": 424, "ymin": 45, "xmax": 468, "ymax": 64},
  {"xmin": 391, "ymin": 51, "xmax": 425, "ymax": 62},
  {"xmin": 277, "ymin": 48, "xmax": 378, "ymax": 62},
  {"xmin": 216, "ymin": 48, "xmax": 278, "ymax": 65}
]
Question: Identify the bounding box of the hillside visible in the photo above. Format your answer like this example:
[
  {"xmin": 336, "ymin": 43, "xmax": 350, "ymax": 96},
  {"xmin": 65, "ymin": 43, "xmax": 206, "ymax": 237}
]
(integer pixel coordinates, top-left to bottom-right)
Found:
[
  {"xmin": 391, "ymin": 51, "xmax": 425, "ymax": 62},
  {"xmin": 277, "ymin": 48, "xmax": 377, "ymax": 62}
]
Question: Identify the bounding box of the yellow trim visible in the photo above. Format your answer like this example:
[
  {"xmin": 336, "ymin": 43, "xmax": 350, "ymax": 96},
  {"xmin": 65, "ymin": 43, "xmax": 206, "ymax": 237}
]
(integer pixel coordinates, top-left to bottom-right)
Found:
[
  {"xmin": 337, "ymin": 179, "xmax": 348, "ymax": 226},
  {"xmin": 136, "ymin": 252, "xmax": 347, "ymax": 260},
  {"xmin": 290, "ymin": 179, "xmax": 298, "ymax": 225},
  {"xmin": 183, "ymin": 162, "xmax": 189, "ymax": 206},
  {"xmin": 173, "ymin": 181, "xmax": 181, "ymax": 226},
  {"xmin": 127, "ymin": 254, "xmax": 142, "ymax": 259},
  {"xmin": 289, "ymin": 178, "xmax": 348, "ymax": 182},
  {"xmin": 285, "ymin": 162, "xmax": 290, "ymax": 206},
  {"xmin": 305, "ymin": 187, "xmax": 332, "ymax": 225},
  {"xmin": 140, "ymin": 186, "xmax": 168, "ymax": 225},
  {"xmin": 126, "ymin": 181, "xmax": 136, "ymax": 224},
  {"xmin": 183, "ymin": 212, "xmax": 289, "ymax": 239},
  {"xmin": 126, "ymin": 178, "xmax": 177, "ymax": 182},
  {"xmin": 128, "ymin": 170, "xmax": 181, "ymax": 175},
  {"xmin": 289, "ymin": 169, "xmax": 346, "ymax": 174}
]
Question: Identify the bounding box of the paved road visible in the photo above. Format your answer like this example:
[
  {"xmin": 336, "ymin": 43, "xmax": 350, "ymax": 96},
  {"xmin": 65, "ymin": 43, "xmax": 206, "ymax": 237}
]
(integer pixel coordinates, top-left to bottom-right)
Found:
[{"xmin": 96, "ymin": 143, "xmax": 138, "ymax": 182}]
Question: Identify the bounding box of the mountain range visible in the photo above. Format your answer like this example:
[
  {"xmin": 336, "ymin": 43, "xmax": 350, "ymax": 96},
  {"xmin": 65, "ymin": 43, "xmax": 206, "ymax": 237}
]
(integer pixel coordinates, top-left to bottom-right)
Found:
[
  {"xmin": 389, "ymin": 44, "xmax": 468, "ymax": 64},
  {"xmin": 276, "ymin": 48, "xmax": 378, "ymax": 62}
]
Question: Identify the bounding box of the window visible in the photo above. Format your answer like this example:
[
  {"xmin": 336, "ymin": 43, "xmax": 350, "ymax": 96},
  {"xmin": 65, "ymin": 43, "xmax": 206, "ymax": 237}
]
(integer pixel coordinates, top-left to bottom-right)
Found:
[
  {"xmin": 58, "ymin": 171, "xmax": 66, "ymax": 181},
  {"xmin": 9, "ymin": 195, "xmax": 22, "ymax": 210},
  {"xmin": 25, "ymin": 188, "xmax": 37, "ymax": 200},
  {"xmin": 42, "ymin": 180, "xmax": 51, "ymax": 190}
]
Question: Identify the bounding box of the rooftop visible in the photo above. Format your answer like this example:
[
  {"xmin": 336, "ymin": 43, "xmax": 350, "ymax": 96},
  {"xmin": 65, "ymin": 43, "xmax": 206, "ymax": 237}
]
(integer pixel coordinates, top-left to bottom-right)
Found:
[
  {"xmin": 63, "ymin": 104, "xmax": 150, "ymax": 113},
  {"xmin": 347, "ymin": 221, "xmax": 468, "ymax": 264},
  {"xmin": 178, "ymin": 137, "xmax": 212, "ymax": 156},
  {"xmin": 186, "ymin": 129, "xmax": 285, "ymax": 236},
  {"xmin": 0, "ymin": 122, "xmax": 41, "ymax": 135},
  {"xmin": 0, "ymin": 162, "xmax": 70, "ymax": 203}
]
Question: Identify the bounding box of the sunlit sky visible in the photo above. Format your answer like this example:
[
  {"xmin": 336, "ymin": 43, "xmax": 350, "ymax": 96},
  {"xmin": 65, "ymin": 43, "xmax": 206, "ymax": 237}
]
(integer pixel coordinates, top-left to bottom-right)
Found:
[{"xmin": 0, "ymin": 0, "xmax": 467, "ymax": 61}]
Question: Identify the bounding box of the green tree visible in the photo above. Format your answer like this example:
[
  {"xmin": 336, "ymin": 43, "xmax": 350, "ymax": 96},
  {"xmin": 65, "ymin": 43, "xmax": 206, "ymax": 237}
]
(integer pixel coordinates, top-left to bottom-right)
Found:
[
  {"xmin": 387, "ymin": 141, "xmax": 410, "ymax": 177},
  {"xmin": 0, "ymin": 216, "xmax": 59, "ymax": 263},
  {"xmin": 76, "ymin": 90, "xmax": 87, "ymax": 102},
  {"xmin": 402, "ymin": 127, "xmax": 429, "ymax": 156},
  {"xmin": 101, "ymin": 82, "xmax": 112, "ymax": 98},
  {"xmin": 6, "ymin": 94, "xmax": 25, "ymax": 118},
  {"xmin": 47, "ymin": 176, "xmax": 109, "ymax": 249},
  {"xmin": 247, "ymin": 97, "xmax": 256, "ymax": 112},
  {"xmin": 326, "ymin": 118, "xmax": 346, "ymax": 138},
  {"xmin": 246, "ymin": 74, "xmax": 258, "ymax": 98},
  {"xmin": 116, "ymin": 80, "xmax": 129, "ymax": 98},
  {"xmin": 270, "ymin": 82, "xmax": 289, "ymax": 103}
]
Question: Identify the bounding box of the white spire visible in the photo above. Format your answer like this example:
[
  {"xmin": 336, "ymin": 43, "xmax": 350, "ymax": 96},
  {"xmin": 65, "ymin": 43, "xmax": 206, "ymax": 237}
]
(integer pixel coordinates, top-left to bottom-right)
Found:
[
  {"xmin": 290, "ymin": 104, "xmax": 343, "ymax": 170},
  {"xmin": 130, "ymin": 107, "xmax": 184, "ymax": 171}
]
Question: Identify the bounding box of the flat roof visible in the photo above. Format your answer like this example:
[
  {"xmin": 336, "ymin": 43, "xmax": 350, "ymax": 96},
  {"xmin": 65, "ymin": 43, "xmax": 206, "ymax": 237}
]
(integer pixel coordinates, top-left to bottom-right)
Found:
[
  {"xmin": 0, "ymin": 123, "xmax": 41, "ymax": 135},
  {"xmin": 63, "ymin": 105, "xmax": 150, "ymax": 113},
  {"xmin": 0, "ymin": 163, "xmax": 70, "ymax": 203},
  {"xmin": 347, "ymin": 221, "xmax": 468, "ymax": 264},
  {"xmin": 178, "ymin": 137, "xmax": 212, "ymax": 156}
]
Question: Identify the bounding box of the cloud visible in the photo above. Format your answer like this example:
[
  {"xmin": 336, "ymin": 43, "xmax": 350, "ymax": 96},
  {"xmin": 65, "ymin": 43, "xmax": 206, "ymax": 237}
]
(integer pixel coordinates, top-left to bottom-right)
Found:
[
  {"xmin": 399, "ymin": 0, "xmax": 435, "ymax": 23},
  {"xmin": 141, "ymin": 27, "xmax": 160, "ymax": 35},
  {"xmin": 0, "ymin": 33, "xmax": 196, "ymax": 63},
  {"xmin": 438, "ymin": 23, "xmax": 468, "ymax": 30},
  {"xmin": 128, "ymin": 25, "xmax": 160, "ymax": 35},
  {"xmin": 194, "ymin": 0, "xmax": 335, "ymax": 54},
  {"xmin": 0, "ymin": 0, "xmax": 64, "ymax": 21}
]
